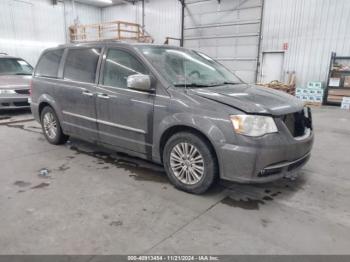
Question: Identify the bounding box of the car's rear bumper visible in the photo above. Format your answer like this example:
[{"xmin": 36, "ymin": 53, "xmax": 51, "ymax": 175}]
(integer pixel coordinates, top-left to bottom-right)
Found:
[
  {"xmin": 217, "ymin": 129, "xmax": 314, "ymax": 183},
  {"xmin": 30, "ymin": 102, "xmax": 40, "ymax": 122},
  {"xmin": 0, "ymin": 96, "xmax": 30, "ymax": 109}
]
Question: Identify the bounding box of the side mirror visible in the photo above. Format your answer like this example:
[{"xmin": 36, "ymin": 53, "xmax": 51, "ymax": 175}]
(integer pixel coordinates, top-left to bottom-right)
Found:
[{"xmin": 127, "ymin": 74, "xmax": 153, "ymax": 92}]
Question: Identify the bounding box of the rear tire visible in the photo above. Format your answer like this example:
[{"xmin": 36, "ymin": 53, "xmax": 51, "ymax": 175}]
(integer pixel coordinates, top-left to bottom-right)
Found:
[
  {"xmin": 40, "ymin": 106, "xmax": 68, "ymax": 145},
  {"xmin": 163, "ymin": 132, "xmax": 218, "ymax": 194}
]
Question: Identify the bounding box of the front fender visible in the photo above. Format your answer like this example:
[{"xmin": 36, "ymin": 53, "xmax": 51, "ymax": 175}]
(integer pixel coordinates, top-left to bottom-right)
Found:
[{"xmin": 153, "ymin": 112, "xmax": 227, "ymax": 163}]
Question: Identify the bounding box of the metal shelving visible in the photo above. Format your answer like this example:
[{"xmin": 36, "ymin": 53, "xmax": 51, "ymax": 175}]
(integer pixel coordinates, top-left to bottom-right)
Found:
[{"xmin": 325, "ymin": 52, "xmax": 350, "ymax": 105}]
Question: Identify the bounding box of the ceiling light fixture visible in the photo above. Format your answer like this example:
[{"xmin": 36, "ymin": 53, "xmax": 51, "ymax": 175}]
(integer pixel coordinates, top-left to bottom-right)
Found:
[{"xmin": 96, "ymin": 0, "xmax": 113, "ymax": 4}]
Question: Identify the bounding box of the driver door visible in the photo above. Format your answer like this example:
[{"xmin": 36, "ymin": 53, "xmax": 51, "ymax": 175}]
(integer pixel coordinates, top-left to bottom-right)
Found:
[{"xmin": 96, "ymin": 48, "xmax": 155, "ymax": 156}]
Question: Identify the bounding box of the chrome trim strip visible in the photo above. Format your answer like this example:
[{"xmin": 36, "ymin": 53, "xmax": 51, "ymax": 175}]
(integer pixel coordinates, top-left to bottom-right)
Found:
[
  {"xmin": 264, "ymin": 153, "xmax": 311, "ymax": 170},
  {"xmin": 62, "ymin": 110, "xmax": 146, "ymax": 134},
  {"xmin": 98, "ymin": 84, "xmax": 155, "ymax": 95},
  {"xmin": 54, "ymin": 77, "xmax": 97, "ymax": 87},
  {"xmin": 97, "ymin": 119, "xmax": 146, "ymax": 134},
  {"xmin": 62, "ymin": 110, "xmax": 96, "ymax": 122},
  {"xmin": 294, "ymin": 128, "xmax": 311, "ymax": 141}
]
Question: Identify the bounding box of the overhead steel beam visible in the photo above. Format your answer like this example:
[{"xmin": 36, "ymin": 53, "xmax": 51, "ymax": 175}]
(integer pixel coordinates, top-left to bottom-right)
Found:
[{"xmin": 179, "ymin": 0, "xmax": 185, "ymax": 47}]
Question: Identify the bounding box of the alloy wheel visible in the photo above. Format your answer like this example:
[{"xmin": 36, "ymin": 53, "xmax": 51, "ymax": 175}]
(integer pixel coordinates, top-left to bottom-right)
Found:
[
  {"xmin": 43, "ymin": 112, "xmax": 57, "ymax": 140},
  {"xmin": 169, "ymin": 142, "xmax": 204, "ymax": 185}
]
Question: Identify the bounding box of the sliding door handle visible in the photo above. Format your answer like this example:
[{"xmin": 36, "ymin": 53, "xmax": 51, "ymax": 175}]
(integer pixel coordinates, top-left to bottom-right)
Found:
[
  {"xmin": 97, "ymin": 93, "xmax": 110, "ymax": 99},
  {"xmin": 82, "ymin": 89, "xmax": 94, "ymax": 96}
]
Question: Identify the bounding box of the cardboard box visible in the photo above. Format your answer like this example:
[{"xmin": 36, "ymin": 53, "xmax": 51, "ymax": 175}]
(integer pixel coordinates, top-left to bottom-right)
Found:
[
  {"xmin": 327, "ymin": 95, "xmax": 343, "ymax": 103},
  {"xmin": 295, "ymin": 88, "xmax": 303, "ymax": 95},
  {"xmin": 341, "ymin": 102, "xmax": 350, "ymax": 110},
  {"xmin": 342, "ymin": 97, "xmax": 350, "ymax": 103},
  {"xmin": 329, "ymin": 78, "xmax": 341, "ymax": 87},
  {"xmin": 344, "ymin": 76, "xmax": 350, "ymax": 88},
  {"xmin": 328, "ymin": 89, "xmax": 350, "ymax": 96},
  {"xmin": 307, "ymin": 81, "xmax": 323, "ymax": 89},
  {"xmin": 295, "ymin": 88, "xmax": 310, "ymax": 95},
  {"xmin": 316, "ymin": 89, "xmax": 324, "ymax": 95},
  {"xmin": 308, "ymin": 95, "xmax": 323, "ymax": 103}
]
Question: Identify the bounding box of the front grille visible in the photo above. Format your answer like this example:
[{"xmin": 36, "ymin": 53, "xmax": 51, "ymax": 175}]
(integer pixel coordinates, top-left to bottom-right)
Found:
[
  {"xmin": 282, "ymin": 109, "xmax": 312, "ymax": 137},
  {"xmin": 15, "ymin": 89, "xmax": 30, "ymax": 95}
]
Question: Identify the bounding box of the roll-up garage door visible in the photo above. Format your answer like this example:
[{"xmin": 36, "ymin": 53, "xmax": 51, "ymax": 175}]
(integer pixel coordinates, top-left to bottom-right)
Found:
[{"xmin": 183, "ymin": 0, "xmax": 263, "ymax": 83}]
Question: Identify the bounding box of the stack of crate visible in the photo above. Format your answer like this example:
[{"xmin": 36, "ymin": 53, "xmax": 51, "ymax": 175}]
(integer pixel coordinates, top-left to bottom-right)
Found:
[{"xmin": 295, "ymin": 82, "xmax": 324, "ymax": 105}]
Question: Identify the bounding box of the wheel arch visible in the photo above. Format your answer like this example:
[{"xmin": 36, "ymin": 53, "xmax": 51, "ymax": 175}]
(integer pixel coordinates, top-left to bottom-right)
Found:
[
  {"xmin": 37, "ymin": 94, "xmax": 62, "ymax": 122},
  {"xmin": 38, "ymin": 101, "xmax": 51, "ymax": 118},
  {"xmin": 159, "ymin": 125, "xmax": 219, "ymax": 169}
]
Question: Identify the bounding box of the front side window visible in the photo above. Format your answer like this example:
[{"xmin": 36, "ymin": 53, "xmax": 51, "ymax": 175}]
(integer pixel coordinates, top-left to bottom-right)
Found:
[
  {"xmin": 0, "ymin": 58, "xmax": 33, "ymax": 76},
  {"xmin": 35, "ymin": 49, "xmax": 63, "ymax": 78},
  {"xmin": 103, "ymin": 49, "xmax": 147, "ymax": 88},
  {"xmin": 64, "ymin": 48, "xmax": 101, "ymax": 84},
  {"xmin": 137, "ymin": 46, "xmax": 242, "ymax": 87}
]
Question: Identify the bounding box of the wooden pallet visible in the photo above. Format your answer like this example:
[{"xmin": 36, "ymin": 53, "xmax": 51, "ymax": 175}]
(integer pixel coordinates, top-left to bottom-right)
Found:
[
  {"xmin": 69, "ymin": 20, "xmax": 154, "ymax": 43},
  {"xmin": 304, "ymin": 101, "xmax": 322, "ymax": 107}
]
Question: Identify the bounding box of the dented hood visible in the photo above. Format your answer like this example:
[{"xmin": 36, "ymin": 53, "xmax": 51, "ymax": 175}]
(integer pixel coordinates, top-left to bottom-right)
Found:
[{"xmin": 190, "ymin": 84, "xmax": 304, "ymax": 116}]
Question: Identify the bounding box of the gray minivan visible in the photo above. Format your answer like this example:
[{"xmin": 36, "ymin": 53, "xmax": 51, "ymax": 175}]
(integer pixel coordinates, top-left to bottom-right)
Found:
[{"xmin": 31, "ymin": 41, "xmax": 313, "ymax": 194}]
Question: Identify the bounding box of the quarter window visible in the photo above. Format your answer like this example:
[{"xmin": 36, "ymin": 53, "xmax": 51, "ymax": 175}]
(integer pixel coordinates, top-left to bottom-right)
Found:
[
  {"xmin": 35, "ymin": 49, "xmax": 64, "ymax": 78},
  {"xmin": 64, "ymin": 48, "xmax": 101, "ymax": 83},
  {"xmin": 103, "ymin": 49, "xmax": 147, "ymax": 88}
]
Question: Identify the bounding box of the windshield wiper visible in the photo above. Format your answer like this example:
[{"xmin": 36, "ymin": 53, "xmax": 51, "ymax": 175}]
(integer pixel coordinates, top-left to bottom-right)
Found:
[
  {"xmin": 213, "ymin": 81, "xmax": 238, "ymax": 85},
  {"xmin": 14, "ymin": 73, "xmax": 32, "ymax": 75},
  {"xmin": 174, "ymin": 83, "xmax": 217, "ymax": 88}
]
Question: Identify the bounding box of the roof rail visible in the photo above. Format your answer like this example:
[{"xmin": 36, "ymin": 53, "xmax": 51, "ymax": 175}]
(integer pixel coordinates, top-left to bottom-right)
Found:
[{"xmin": 0, "ymin": 52, "xmax": 8, "ymax": 56}]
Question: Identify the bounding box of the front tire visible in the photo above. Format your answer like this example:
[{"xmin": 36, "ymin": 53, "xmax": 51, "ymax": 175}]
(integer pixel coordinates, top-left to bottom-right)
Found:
[
  {"xmin": 163, "ymin": 132, "xmax": 218, "ymax": 194},
  {"xmin": 40, "ymin": 106, "xmax": 68, "ymax": 145}
]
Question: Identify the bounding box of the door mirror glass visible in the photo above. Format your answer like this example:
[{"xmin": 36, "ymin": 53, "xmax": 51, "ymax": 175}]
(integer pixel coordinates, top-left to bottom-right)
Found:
[{"xmin": 127, "ymin": 74, "xmax": 152, "ymax": 92}]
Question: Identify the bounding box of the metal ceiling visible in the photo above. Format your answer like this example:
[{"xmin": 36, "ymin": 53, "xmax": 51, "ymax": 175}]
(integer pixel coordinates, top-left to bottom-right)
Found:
[{"xmin": 73, "ymin": 0, "xmax": 138, "ymax": 8}]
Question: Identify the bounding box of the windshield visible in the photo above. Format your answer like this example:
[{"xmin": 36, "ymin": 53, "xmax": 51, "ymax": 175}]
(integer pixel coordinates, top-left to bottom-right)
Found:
[
  {"xmin": 137, "ymin": 46, "xmax": 242, "ymax": 87},
  {"xmin": 0, "ymin": 58, "xmax": 33, "ymax": 76}
]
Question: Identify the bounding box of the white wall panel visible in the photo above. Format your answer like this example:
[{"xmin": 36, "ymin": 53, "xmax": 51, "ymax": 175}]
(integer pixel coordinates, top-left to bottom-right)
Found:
[
  {"xmin": 64, "ymin": 0, "xmax": 101, "ymax": 26},
  {"xmin": 260, "ymin": 0, "xmax": 350, "ymax": 87},
  {"xmin": 102, "ymin": 3, "xmax": 137, "ymax": 22},
  {"xmin": 184, "ymin": 0, "xmax": 263, "ymax": 83},
  {"xmin": 0, "ymin": 0, "xmax": 101, "ymax": 65},
  {"xmin": 143, "ymin": 0, "xmax": 182, "ymax": 44}
]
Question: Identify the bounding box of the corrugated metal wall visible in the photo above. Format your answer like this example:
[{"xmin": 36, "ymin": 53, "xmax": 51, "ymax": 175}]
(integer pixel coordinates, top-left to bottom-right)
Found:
[
  {"xmin": 261, "ymin": 0, "xmax": 350, "ymax": 87},
  {"xmin": 102, "ymin": 3, "xmax": 137, "ymax": 23},
  {"xmin": 183, "ymin": 0, "xmax": 263, "ymax": 83},
  {"xmin": 102, "ymin": 0, "xmax": 182, "ymax": 45},
  {"xmin": 0, "ymin": 0, "xmax": 101, "ymax": 65},
  {"xmin": 64, "ymin": 1, "xmax": 102, "ymax": 28}
]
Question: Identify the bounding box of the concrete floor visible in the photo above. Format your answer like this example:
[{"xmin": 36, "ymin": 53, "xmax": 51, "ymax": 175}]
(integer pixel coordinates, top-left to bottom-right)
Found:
[{"xmin": 0, "ymin": 107, "xmax": 349, "ymax": 255}]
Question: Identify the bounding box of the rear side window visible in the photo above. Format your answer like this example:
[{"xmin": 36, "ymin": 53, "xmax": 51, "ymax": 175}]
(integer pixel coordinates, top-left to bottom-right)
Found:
[
  {"xmin": 103, "ymin": 49, "xmax": 147, "ymax": 88},
  {"xmin": 64, "ymin": 48, "xmax": 101, "ymax": 84},
  {"xmin": 35, "ymin": 49, "xmax": 64, "ymax": 78}
]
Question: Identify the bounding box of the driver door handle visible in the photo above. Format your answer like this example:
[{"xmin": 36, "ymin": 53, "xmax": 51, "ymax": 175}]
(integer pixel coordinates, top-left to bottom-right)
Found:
[
  {"xmin": 97, "ymin": 93, "xmax": 110, "ymax": 99},
  {"xmin": 82, "ymin": 89, "xmax": 94, "ymax": 97}
]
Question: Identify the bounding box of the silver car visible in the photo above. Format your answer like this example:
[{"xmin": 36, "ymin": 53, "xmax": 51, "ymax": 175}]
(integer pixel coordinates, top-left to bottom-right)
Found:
[
  {"xmin": 0, "ymin": 54, "xmax": 33, "ymax": 109},
  {"xmin": 30, "ymin": 42, "xmax": 314, "ymax": 194}
]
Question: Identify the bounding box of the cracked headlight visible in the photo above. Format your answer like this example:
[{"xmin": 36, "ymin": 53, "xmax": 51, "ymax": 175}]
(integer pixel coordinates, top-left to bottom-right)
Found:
[{"xmin": 230, "ymin": 115, "xmax": 278, "ymax": 137}]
